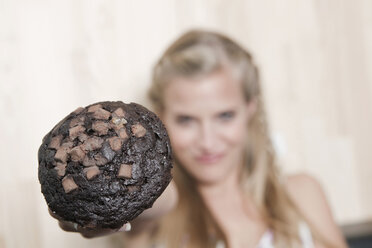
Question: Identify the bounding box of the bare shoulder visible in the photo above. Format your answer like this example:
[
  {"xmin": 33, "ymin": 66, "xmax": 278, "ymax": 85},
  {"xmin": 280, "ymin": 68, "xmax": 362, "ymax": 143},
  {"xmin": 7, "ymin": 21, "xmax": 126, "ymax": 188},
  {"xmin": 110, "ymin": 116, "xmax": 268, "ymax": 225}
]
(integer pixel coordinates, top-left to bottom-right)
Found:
[
  {"xmin": 284, "ymin": 173, "xmax": 329, "ymax": 227},
  {"xmin": 284, "ymin": 173, "xmax": 332, "ymax": 227},
  {"xmin": 284, "ymin": 173, "xmax": 348, "ymax": 248},
  {"xmin": 285, "ymin": 173, "xmax": 325, "ymax": 203}
]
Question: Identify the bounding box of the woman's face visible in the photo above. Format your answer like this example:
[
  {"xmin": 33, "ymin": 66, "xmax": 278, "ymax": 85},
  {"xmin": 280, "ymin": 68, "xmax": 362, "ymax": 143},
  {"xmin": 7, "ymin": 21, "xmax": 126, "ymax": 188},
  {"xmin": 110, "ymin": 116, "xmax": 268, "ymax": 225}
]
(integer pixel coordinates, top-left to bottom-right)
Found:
[{"xmin": 161, "ymin": 69, "xmax": 255, "ymax": 186}]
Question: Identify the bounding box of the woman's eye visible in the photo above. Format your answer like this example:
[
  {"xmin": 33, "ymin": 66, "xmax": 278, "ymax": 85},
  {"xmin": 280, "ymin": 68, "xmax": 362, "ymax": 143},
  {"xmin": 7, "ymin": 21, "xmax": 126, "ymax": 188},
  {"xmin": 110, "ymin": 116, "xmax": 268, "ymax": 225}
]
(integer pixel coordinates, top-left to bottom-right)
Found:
[
  {"xmin": 175, "ymin": 115, "xmax": 193, "ymax": 124},
  {"xmin": 218, "ymin": 111, "xmax": 235, "ymax": 121}
]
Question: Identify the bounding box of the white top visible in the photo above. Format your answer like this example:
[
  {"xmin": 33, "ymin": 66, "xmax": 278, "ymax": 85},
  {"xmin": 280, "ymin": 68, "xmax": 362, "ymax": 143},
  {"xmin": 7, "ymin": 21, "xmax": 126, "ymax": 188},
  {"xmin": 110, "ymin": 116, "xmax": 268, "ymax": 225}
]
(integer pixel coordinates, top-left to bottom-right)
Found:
[
  {"xmin": 215, "ymin": 222, "xmax": 314, "ymax": 248},
  {"xmin": 256, "ymin": 222, "xmax": 314, "ymax": 248}
]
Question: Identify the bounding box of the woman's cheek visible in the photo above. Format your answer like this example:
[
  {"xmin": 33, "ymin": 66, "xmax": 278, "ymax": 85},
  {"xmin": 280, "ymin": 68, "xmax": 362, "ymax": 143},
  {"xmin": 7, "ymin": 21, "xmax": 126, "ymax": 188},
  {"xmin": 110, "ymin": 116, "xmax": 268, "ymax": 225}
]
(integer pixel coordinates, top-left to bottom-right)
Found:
[
  {"xmin": 168, "ymin": 125, "xmax": 197, "ymax": 152},
  {"xmin": 220, "ymin": 119, "xmax": 248, "ymax": 145}
]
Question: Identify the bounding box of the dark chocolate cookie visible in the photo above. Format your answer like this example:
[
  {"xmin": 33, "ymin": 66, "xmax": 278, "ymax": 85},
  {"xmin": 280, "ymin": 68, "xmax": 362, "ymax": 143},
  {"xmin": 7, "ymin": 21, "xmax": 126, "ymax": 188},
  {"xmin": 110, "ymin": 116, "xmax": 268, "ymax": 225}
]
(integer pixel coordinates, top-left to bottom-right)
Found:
[{"xmin": 38, "ymin": 101, "xmax": 172, "ymax": 229}]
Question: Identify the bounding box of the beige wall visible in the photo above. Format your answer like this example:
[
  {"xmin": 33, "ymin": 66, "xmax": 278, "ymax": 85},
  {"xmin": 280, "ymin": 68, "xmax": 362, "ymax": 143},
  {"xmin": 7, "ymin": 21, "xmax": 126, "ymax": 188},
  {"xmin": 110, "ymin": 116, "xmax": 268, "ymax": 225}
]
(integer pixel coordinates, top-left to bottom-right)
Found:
[{"xmin": 1, "ymin": 0, "xmax": 371, "ymax": 247}]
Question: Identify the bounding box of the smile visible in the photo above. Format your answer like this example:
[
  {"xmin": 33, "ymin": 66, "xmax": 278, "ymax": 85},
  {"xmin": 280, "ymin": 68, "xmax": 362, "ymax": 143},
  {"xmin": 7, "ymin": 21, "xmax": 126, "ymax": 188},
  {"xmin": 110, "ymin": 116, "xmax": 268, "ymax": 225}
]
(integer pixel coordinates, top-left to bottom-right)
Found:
[{"xmin": 195, "ymin": 153, "xmax": 224, "ymax": 165}]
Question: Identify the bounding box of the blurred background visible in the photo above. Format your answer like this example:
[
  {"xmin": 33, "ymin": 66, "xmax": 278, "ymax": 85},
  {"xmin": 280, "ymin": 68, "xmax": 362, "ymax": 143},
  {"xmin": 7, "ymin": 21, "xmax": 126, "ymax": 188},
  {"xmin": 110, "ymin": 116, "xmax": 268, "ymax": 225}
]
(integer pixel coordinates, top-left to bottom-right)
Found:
[{"xmin": 0, "ymin": 0, "xmax": 371, "ymax": 247}]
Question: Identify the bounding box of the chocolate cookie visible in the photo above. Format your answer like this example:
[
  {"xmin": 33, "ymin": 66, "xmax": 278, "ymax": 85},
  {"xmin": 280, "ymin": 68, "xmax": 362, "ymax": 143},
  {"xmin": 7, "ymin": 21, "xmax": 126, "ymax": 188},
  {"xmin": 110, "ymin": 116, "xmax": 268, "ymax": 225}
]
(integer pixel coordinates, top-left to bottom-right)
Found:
[{"xmin": 38, "ymin": 101, "xmax": 172, "ymax": 229}]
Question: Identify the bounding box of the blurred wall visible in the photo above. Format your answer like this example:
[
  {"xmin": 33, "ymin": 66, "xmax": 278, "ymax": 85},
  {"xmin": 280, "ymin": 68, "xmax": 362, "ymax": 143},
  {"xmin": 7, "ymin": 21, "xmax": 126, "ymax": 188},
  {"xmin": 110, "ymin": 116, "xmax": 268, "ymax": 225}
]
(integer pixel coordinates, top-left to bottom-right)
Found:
[{"xmin": 1, "ymin": 0, "xmax": 371, "ymax": 247}]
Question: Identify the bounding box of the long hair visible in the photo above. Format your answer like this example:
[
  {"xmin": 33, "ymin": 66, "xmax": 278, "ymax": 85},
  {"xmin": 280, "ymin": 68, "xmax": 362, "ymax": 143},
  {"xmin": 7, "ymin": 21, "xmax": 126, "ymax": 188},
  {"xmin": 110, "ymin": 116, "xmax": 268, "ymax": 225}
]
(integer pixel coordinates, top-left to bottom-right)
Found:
[{"xmin": 148, "ymin": 30, "xmax": 315, "ymax": 248}]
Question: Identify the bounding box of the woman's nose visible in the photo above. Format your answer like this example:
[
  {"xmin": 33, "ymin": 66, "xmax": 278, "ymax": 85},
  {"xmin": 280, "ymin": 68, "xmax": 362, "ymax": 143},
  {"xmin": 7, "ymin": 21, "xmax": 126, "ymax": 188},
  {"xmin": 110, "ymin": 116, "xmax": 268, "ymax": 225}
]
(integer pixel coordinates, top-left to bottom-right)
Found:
[{"xmin": 198, "ymin": 122, "xmax": 216, "ymax": 152}]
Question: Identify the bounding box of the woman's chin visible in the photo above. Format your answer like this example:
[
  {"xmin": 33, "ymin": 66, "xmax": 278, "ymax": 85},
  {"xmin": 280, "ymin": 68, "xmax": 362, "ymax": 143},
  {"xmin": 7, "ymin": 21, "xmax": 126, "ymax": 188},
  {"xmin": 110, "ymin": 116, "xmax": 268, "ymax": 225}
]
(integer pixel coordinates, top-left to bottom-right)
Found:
[{"xmin": 190, "ymin": 169, "xmax": 229, "ymax": 186}]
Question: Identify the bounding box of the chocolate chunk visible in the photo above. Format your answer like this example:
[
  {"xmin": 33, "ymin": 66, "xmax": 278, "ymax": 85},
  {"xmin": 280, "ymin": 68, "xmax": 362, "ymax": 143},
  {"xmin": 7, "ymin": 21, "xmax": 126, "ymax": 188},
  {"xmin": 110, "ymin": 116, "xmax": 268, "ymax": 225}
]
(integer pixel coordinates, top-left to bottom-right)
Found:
[
  {"xmin": 87, "ymin": 104, "xmax": 102, "ymax": 113},
  {"xmin": 54, "ymin": 138, "xmax": 75, "ymax": 162},
  {"xmin": 61, "ymin": 141, "xmax": 74, "ymax": 149},
  {"xmin": 108, "ymin": 137, "xmax": 122, "ymax": 151},
  {"xmin": 113, "ymin": 108, "xmax": 125, "ymax": 118},
  {"xmin": 84, "ymin": 166, "xmax": 100, "ymax": 180},
  {"xmin": 82, "ymin": 157, "xmax": 96, "ymax": 167},
  {"xmin": 92, "ymin": 121, "xmax": 109, "ymax": 136},
  {"xmin": 82, "ymin": 137, "xmax": 104, "ymax": 151},
  {"xmin": 118, "ymin": 164, "xmax": 132, "ymax": 179},
  {"xmin": 69, "ymin": 125, "xmax": 86, "ymax": 140},
  {"xmin": 92, "ymin": 108, "xmax": 111, "ymax": 120},
  {"xmin": 69, "ymin": 116, "xmax": 85, "ymax": 128},
  {"xmin": 69, "ymin": 146, "xmax": 86, "ymax": 162},
  {"xmin": 49, "ymin": 135, "xmax": 63, "ymax": 150},
  {"xmin": 55, "ymin": 162, "xmax": 66, "ymax": 177},
  {"xmin": 117, "ymin": 128, "xmax": 128, "ymax": 139},
  {"xmin": 62, "ymin": 175, "xmax": 78, "ymax": 193},
  {"xmin": 127, "ymin": 185, "xmax": 139, "ymax": 193},
  {"xmin": 131, "ymin": 123, "xmax": 146, "ymax": 137},
  {"xmin": 78, "ymin": 133, "xmax": 88, "ymax": 142},
  {"xmin": 93, "ymin": 153, "xmax": 108, "ymax": 166},
  {"xmin": 55, "ymin": 147, "xmax": 69, "ymax": 163},
  {"xmin": 83, "ymin": 153, "xmax": 108, "ymax": 167}
]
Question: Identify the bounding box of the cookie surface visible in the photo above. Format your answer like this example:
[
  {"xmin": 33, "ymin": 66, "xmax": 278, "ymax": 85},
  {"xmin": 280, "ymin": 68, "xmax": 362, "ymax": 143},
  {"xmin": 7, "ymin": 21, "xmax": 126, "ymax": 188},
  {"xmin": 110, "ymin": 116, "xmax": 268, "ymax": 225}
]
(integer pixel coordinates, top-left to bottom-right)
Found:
[{"xmin": 38, "ymin": 101, "xmax": 172, "ymax": 229}]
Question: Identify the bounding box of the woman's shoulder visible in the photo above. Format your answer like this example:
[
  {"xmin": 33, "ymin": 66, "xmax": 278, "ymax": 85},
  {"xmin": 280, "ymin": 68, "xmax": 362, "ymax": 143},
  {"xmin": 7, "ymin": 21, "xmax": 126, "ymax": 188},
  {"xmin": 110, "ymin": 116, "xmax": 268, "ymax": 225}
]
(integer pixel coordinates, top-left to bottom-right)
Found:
[
  {"xmin": 284, "ymin": 173, "xmax": 325, "ymax": 202},
  {"xmin": 284, "ymin": 173, "xmax": 332, "ymax": 229},
  {"xmin": 284, "ymin": 173, "xmax": 348, "ymax": 248}
]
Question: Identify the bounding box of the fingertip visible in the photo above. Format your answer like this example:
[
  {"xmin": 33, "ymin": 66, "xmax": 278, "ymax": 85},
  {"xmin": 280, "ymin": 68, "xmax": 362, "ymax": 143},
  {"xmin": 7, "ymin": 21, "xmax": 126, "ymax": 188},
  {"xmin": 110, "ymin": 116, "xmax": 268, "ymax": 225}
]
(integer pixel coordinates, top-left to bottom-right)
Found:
[
  {"xmin": 118, "ymin": 222, "xmax": 131, "ymax": 232},
  {"xmin": 48, "ymin": 208, "xmax": 59, "ymax": 219},
  {"xmin": 58, "ymin": 221, "xmax": 80, "ymax": 232}
]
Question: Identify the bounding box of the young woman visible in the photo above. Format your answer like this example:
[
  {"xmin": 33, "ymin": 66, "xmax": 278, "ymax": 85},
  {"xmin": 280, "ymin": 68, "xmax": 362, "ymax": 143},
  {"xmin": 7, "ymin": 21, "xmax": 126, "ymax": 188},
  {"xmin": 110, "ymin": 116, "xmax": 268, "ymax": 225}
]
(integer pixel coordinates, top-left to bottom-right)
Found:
[{"xmin": 57, "ymin": 30, "xmax": 348, "ymax": 248}]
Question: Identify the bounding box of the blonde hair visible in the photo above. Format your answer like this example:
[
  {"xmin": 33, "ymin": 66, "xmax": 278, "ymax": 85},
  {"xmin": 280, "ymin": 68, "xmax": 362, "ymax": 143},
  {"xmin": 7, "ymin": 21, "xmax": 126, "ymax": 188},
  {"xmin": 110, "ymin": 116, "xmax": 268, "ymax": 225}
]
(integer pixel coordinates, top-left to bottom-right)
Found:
[{"xmin": 148, "ymin": 30, "xmax": 315, "ymax": 248}]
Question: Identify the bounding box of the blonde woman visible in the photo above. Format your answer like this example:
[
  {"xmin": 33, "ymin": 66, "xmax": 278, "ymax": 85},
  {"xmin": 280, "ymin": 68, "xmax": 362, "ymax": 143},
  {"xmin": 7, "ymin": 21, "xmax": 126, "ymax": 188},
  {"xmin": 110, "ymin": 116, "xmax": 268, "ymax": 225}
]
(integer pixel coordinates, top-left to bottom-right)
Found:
[{"xmin": 57, "ymin": 30, "xmax": 348, "ymax": 248}]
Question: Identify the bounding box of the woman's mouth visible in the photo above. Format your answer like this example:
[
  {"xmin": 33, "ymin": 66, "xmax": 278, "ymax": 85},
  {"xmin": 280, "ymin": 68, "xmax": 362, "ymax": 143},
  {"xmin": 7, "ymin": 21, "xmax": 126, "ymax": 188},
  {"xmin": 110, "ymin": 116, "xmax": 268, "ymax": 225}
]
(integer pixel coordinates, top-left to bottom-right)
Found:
[{"xmin": 195, "ymin": 153, "xmax": 224, "ymax": 165}]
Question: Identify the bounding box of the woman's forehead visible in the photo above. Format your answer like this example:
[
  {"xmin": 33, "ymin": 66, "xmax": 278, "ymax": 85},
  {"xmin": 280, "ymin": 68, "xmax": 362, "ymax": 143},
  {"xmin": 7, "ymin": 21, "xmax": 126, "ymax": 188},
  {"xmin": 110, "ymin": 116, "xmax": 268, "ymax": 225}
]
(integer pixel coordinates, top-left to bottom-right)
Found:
[{"xmin": 163, "ymin": 70, "xmax": 246, "ymax": 114}]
